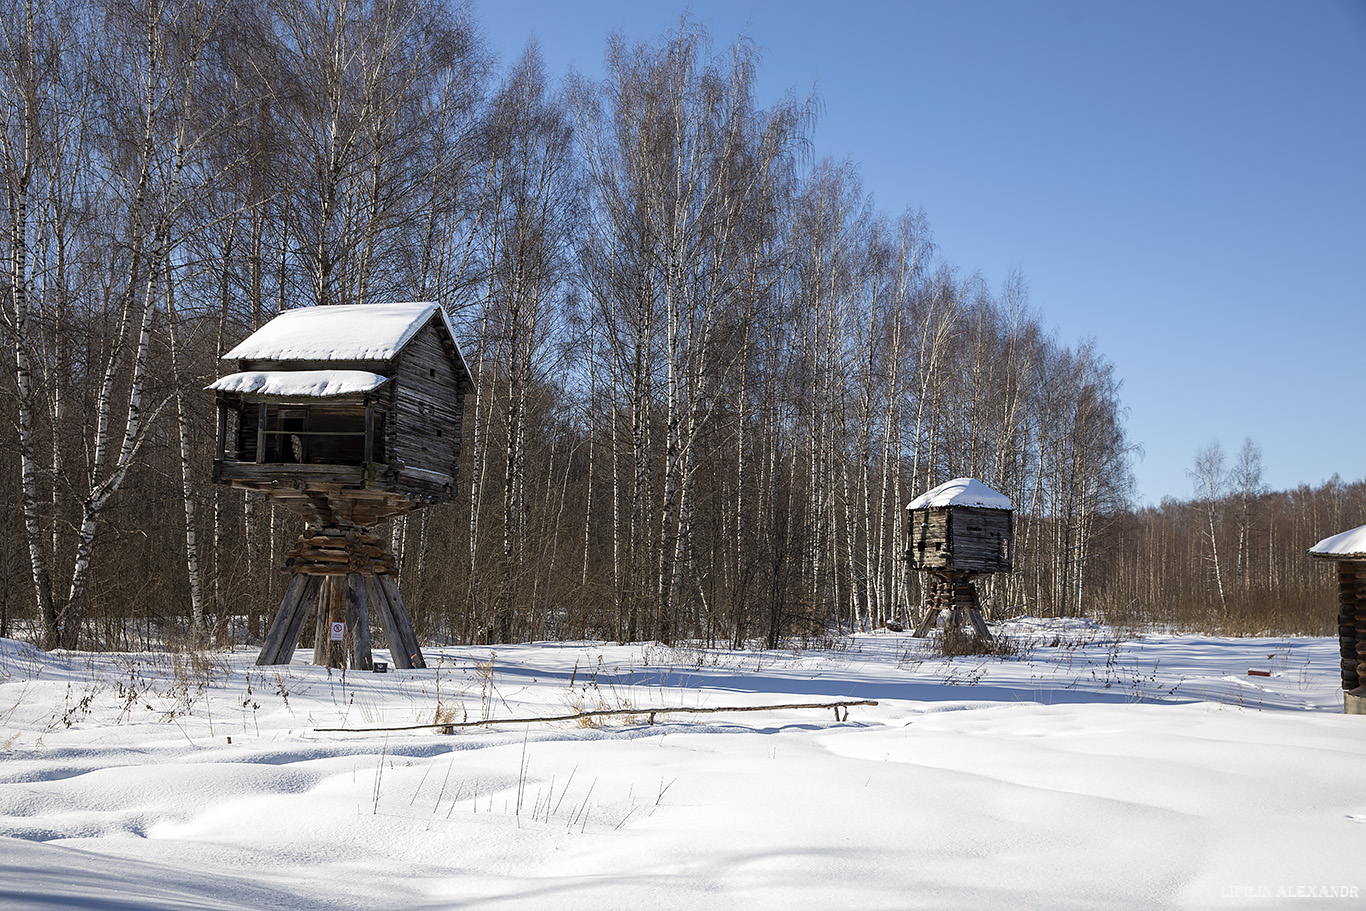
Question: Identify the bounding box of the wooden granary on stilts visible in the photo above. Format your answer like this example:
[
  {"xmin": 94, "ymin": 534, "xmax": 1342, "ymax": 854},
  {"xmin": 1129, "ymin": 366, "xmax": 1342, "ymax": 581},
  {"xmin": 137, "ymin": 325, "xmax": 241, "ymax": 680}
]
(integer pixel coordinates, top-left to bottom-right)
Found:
[
  {"xmin": 905, "ymin": 478, "xmax": 1013, "ymax": 639},
  {"xmin": 1308, "ymin": 525, "xmax": 1366, "ymax": 714},
  {"xmin": 209, "ymin": 302, "xmax": 470, "ymax": 670}
]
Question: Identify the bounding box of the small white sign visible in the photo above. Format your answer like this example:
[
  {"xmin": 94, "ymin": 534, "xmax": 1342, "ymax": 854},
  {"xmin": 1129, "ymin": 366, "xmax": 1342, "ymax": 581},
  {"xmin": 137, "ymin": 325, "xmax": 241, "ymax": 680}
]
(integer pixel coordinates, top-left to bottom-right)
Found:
[{"xmin": 329, "ymin": 622, "xmax": 346, "ymax": 642}]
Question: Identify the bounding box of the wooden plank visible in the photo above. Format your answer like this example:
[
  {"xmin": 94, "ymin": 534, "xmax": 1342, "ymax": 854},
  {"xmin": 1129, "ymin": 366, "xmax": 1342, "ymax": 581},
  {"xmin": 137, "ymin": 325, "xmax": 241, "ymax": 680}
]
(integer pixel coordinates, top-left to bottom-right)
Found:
[
  {"xmin": 387, "ymin": 323, "xmax": 465, "ymax": 490},
  {"xmin": 948, "ymin": 507, "xmax": 1012, "ymax": 573},
  {"xmin": 217, "ymin": 463, "xmax": 367, "ymax": 484}
]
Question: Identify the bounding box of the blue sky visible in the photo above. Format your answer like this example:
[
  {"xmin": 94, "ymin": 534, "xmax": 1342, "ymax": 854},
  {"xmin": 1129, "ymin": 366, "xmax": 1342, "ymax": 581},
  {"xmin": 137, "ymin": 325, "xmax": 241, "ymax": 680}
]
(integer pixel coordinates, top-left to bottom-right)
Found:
[{"xmin": 477, "ymin": 0, "xmax": 1366, "ymax": 506}]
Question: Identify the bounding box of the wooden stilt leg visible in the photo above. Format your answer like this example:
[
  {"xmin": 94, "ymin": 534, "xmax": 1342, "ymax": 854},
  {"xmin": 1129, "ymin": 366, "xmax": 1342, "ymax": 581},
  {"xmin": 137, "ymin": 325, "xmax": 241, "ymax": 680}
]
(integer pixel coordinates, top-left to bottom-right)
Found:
[
  {"xmin": 313, "ymin": 578, "xmax": 331, "ymax": 666},
  {"xmin": 912, "ymin": 608, "xmax": 940, "ymax": 638},
  {"xmin": 279, "ymin": 576, "xmax": 325, "ymax": 664},
  {"xmin": 261, "ymin": 524, "xmax": 422, "ymax": 673},
  {"xmin": 378, "ymin": 574, "xmax": 426, "ymax": 669},
  {"xmin": 967, "ymin": 607, "xmax": 993, "ymax": 639},
  {"xmin": 345, "ymin": 573, "xmax": 373, "ymax": 671},
  {"xmin": 913, "ymin": 576, "xmax": 941, "ymax": 638},
  {"xmin": 257, "ymin": 573, "xmax": 312, "ymax": 665},
  {"xmin": 328, "ymin": 576, "xmax": 348, "ymax": 668},
  {"xmin": 366, "ymin": 575, "xmax": 410, "ymax": 669},
  {"xmin": 957, "ymin": 576, "xmax": 992, "ymax": 639},
  {"xmin": 314, "ymin": 576, "xmax": 348, "ymax": 668}
]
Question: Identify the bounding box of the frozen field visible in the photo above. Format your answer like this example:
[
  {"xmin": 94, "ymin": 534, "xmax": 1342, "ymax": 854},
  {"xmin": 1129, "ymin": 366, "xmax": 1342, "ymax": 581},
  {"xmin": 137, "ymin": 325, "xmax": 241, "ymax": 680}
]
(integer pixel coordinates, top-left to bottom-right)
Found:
[{"xmin": 1, "ymin": 619, "xmax": 1363, "ymax": 910}]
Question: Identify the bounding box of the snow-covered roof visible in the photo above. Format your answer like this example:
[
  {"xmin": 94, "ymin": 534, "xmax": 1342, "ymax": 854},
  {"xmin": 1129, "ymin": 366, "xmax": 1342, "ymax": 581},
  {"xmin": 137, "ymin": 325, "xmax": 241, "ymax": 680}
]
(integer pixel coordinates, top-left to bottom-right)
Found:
[
  {"xmin": 907, "ymin": 477, "xmax": 1012, "ymax": 511},
  {"xmin": 222, "ymin": 302, "xmax": 456, "ymax": 363},
  {"xmin": 1308, "ymin": 524, "xmax": 1366, "ymax": 558},
  {"xmin": 207, "ymin": 370, "xmax": 391, "ymax": 399}
]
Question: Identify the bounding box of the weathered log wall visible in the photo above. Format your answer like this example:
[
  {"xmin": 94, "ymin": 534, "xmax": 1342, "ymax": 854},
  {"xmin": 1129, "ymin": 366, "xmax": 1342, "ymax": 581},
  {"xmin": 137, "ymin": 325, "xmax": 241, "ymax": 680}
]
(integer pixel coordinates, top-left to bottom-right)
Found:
[
  {"xmin": 389, "ymin": 320, "xmax": 467, "ymax": 501},
  {"xmin": 1339, "ymin": 561, "xmax": 1362, "ymax": 692},
  {"xmin": 907, "ymin": 505, "xmax": 1012, "ymax": 574}
]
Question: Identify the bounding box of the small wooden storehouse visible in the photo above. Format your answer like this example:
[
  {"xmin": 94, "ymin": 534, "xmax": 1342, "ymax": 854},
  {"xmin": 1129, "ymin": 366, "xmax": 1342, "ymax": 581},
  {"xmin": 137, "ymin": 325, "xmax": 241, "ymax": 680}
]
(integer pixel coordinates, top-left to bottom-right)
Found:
[
  {"xmin": 1308, "ymin": 525, "xmax": 1366, "ymax": 715},
  {"xmin": 210, "ymin": 301, "xmax": 470, "ymax": 670},
  {"xmin": 906, "ymin": 478, "xmax": 1013, "ymax": 638}
]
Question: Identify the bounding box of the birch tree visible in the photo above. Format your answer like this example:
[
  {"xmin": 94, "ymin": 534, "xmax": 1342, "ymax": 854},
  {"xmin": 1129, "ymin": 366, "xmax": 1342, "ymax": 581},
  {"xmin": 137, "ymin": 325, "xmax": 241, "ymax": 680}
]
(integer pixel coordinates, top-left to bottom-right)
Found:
[
  {"xmin": 266, "ymin": 0, "xmax": 483, "ymax": 307},
  {"xmin": 0, "ymin": 0, "xmax": 71, "ymax": 647},
  {"xmin": 46, "ymin": 0, "xmax": 228, "ymax": 649},
  {"xmin": 1190, "ymin": 439, "xmax": 1229, "ymax": 610},
  {"xmin": 1232, "ymin": 437, "xmax": 1264, "ymax": 592},
  {"xmin": 574, "ymin": 20, "xmax": 804, "ymax": 642},
  {"xmin": 479, "ymin": 41, "xmax": 576, "ymax": 641}
]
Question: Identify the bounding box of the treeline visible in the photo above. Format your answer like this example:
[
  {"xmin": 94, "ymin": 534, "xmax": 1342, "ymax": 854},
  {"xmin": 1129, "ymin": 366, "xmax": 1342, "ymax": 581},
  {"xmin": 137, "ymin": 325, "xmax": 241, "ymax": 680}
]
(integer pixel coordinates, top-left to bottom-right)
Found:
[
  {"xmin": 1097, "ymin": 446, "xmax": 1361, "ymax": 636},
  {"xmin": 0, "ymin": 0, "xmax": 1343, "ymax": 650}
]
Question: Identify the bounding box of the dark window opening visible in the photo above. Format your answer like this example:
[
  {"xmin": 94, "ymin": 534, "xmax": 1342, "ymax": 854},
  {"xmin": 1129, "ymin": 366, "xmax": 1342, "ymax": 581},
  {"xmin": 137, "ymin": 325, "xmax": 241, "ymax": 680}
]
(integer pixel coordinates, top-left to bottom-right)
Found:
[{"xmin": 239, "ymin": 404, "xmax": 386, "ymax": 465}]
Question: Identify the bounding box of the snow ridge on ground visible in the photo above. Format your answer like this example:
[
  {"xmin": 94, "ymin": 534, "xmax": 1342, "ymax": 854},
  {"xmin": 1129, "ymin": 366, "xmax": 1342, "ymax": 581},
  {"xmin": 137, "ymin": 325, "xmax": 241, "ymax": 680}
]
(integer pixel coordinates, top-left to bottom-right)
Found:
[{"xmin": 1, "ymin": 621, "xmax": 1363, "ymax": 910}]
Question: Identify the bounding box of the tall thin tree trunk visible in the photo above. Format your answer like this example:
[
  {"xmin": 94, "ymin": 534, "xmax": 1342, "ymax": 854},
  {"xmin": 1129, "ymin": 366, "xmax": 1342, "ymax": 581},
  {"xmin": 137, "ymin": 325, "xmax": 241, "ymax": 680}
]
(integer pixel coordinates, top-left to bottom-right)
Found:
[{"xmin": 166, "ymin": 270, "xmax": 207, "ymax": 640}]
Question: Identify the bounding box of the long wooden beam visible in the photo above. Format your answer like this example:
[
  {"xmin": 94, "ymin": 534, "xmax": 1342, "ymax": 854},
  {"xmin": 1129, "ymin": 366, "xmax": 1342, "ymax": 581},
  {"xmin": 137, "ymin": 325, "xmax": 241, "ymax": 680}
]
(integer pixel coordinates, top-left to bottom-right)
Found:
[{"xmin": 314, "ymin": 699, "xmax": 879, "ymax": 733}]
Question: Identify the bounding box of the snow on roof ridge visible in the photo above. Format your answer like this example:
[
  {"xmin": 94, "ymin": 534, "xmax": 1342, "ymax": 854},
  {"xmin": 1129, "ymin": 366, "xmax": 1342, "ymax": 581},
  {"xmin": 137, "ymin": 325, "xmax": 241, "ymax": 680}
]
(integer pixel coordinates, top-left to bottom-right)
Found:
[
  {"xmin": 221, "ymin": 301, "xmax": 451, "ymax": 363},
  {"xmin": 1308, "ymin": 523, "xmax": 1366, "ymax": 558},
  {"xmin": 907, "ymin": 477, "xmax": 1012, "ymax": 511}
]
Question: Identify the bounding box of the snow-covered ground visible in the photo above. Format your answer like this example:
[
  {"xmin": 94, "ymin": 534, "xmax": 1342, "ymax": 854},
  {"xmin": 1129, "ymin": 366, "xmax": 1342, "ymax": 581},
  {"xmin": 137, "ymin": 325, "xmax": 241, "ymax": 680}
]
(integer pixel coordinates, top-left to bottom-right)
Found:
[{"xmin": 2, "ymin": 619, "xmax": 1363, "ymax": 910}]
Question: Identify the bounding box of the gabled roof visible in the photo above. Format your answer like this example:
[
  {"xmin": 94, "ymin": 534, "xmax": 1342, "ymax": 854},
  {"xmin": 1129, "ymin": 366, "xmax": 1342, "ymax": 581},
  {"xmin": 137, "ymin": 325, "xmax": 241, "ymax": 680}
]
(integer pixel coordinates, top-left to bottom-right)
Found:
[
  {"xmin": 1309, "ymin": 524, "xmax": 1366, "ymax": 559},
  {"xmin": 222, "ymin": 302, "xmax": 461, "ymax": 364},
  {"xmin": 907, "ymin": 477, "xmax": 1012, "ymax": 511},
  {"xmin": 208, "ymin": 370, "xmax": 391, "ymax": 398}
]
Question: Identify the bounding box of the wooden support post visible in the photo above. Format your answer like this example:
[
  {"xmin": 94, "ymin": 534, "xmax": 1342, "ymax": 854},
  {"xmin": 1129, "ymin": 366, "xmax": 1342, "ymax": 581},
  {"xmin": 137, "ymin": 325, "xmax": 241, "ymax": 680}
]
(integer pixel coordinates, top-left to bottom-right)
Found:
[
  {"xmin": 256, "ymin": 402, "xmax": 267, "ymax": 463},
  {"xmin": 911, "ymin": 572, "xmax": 992, "ymax": 640},
  {"xmin": 256, "ymin": 574, "xmax": 321, "ymax": 665},
  {"xmin": 282, "ymin": 577, "xmax": 324, "ymax": 663},
  {"xmin": 345, "ymin": 573, "xmax": 373, "ymax": 671},
  {"xmin": 378, "ymin": 574, "xmax": 426, "ymax": 668},
  {"xmin": 364, "ymin": 401, "xmax": 375, "ymax": 464},
  {"xmin": 257, "ymin": 574, "xmax": 309, "ymax": 665},
  {"xmin": 311, "ymin": 576, "xmax": 346, "ymax": 668},
  {"xmin": 913, "ymin": 576, "xmax": 943, "ymax": 637},
  {"xmin": 912, "ymin": 608, "xmax": 940, "ymax": 638},
  {"xmin": 967, "ymin": 603, "xmax": 993, "ymax": 639},
  {"xmin": 313, "ymin": 578, "xmax": 330, "ymax": 666},
  {"xmin": 366, "ymin": 575, "xmax": 410, "ymax": 669},
  {"xmin": 958, "ymin": 576, "xmax": 992, "ymax": 640},
  {"xmin": 252, "ymin": 525, "xmax": 425, "ymax": 673}
]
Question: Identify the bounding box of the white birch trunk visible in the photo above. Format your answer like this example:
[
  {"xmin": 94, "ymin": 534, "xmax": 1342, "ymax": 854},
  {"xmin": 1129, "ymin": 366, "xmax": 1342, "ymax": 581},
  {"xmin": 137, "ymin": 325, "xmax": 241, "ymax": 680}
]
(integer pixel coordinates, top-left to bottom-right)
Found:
[{"xmin": 166, "ymin": 275, "xmax": 206, "ymax": 639}]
